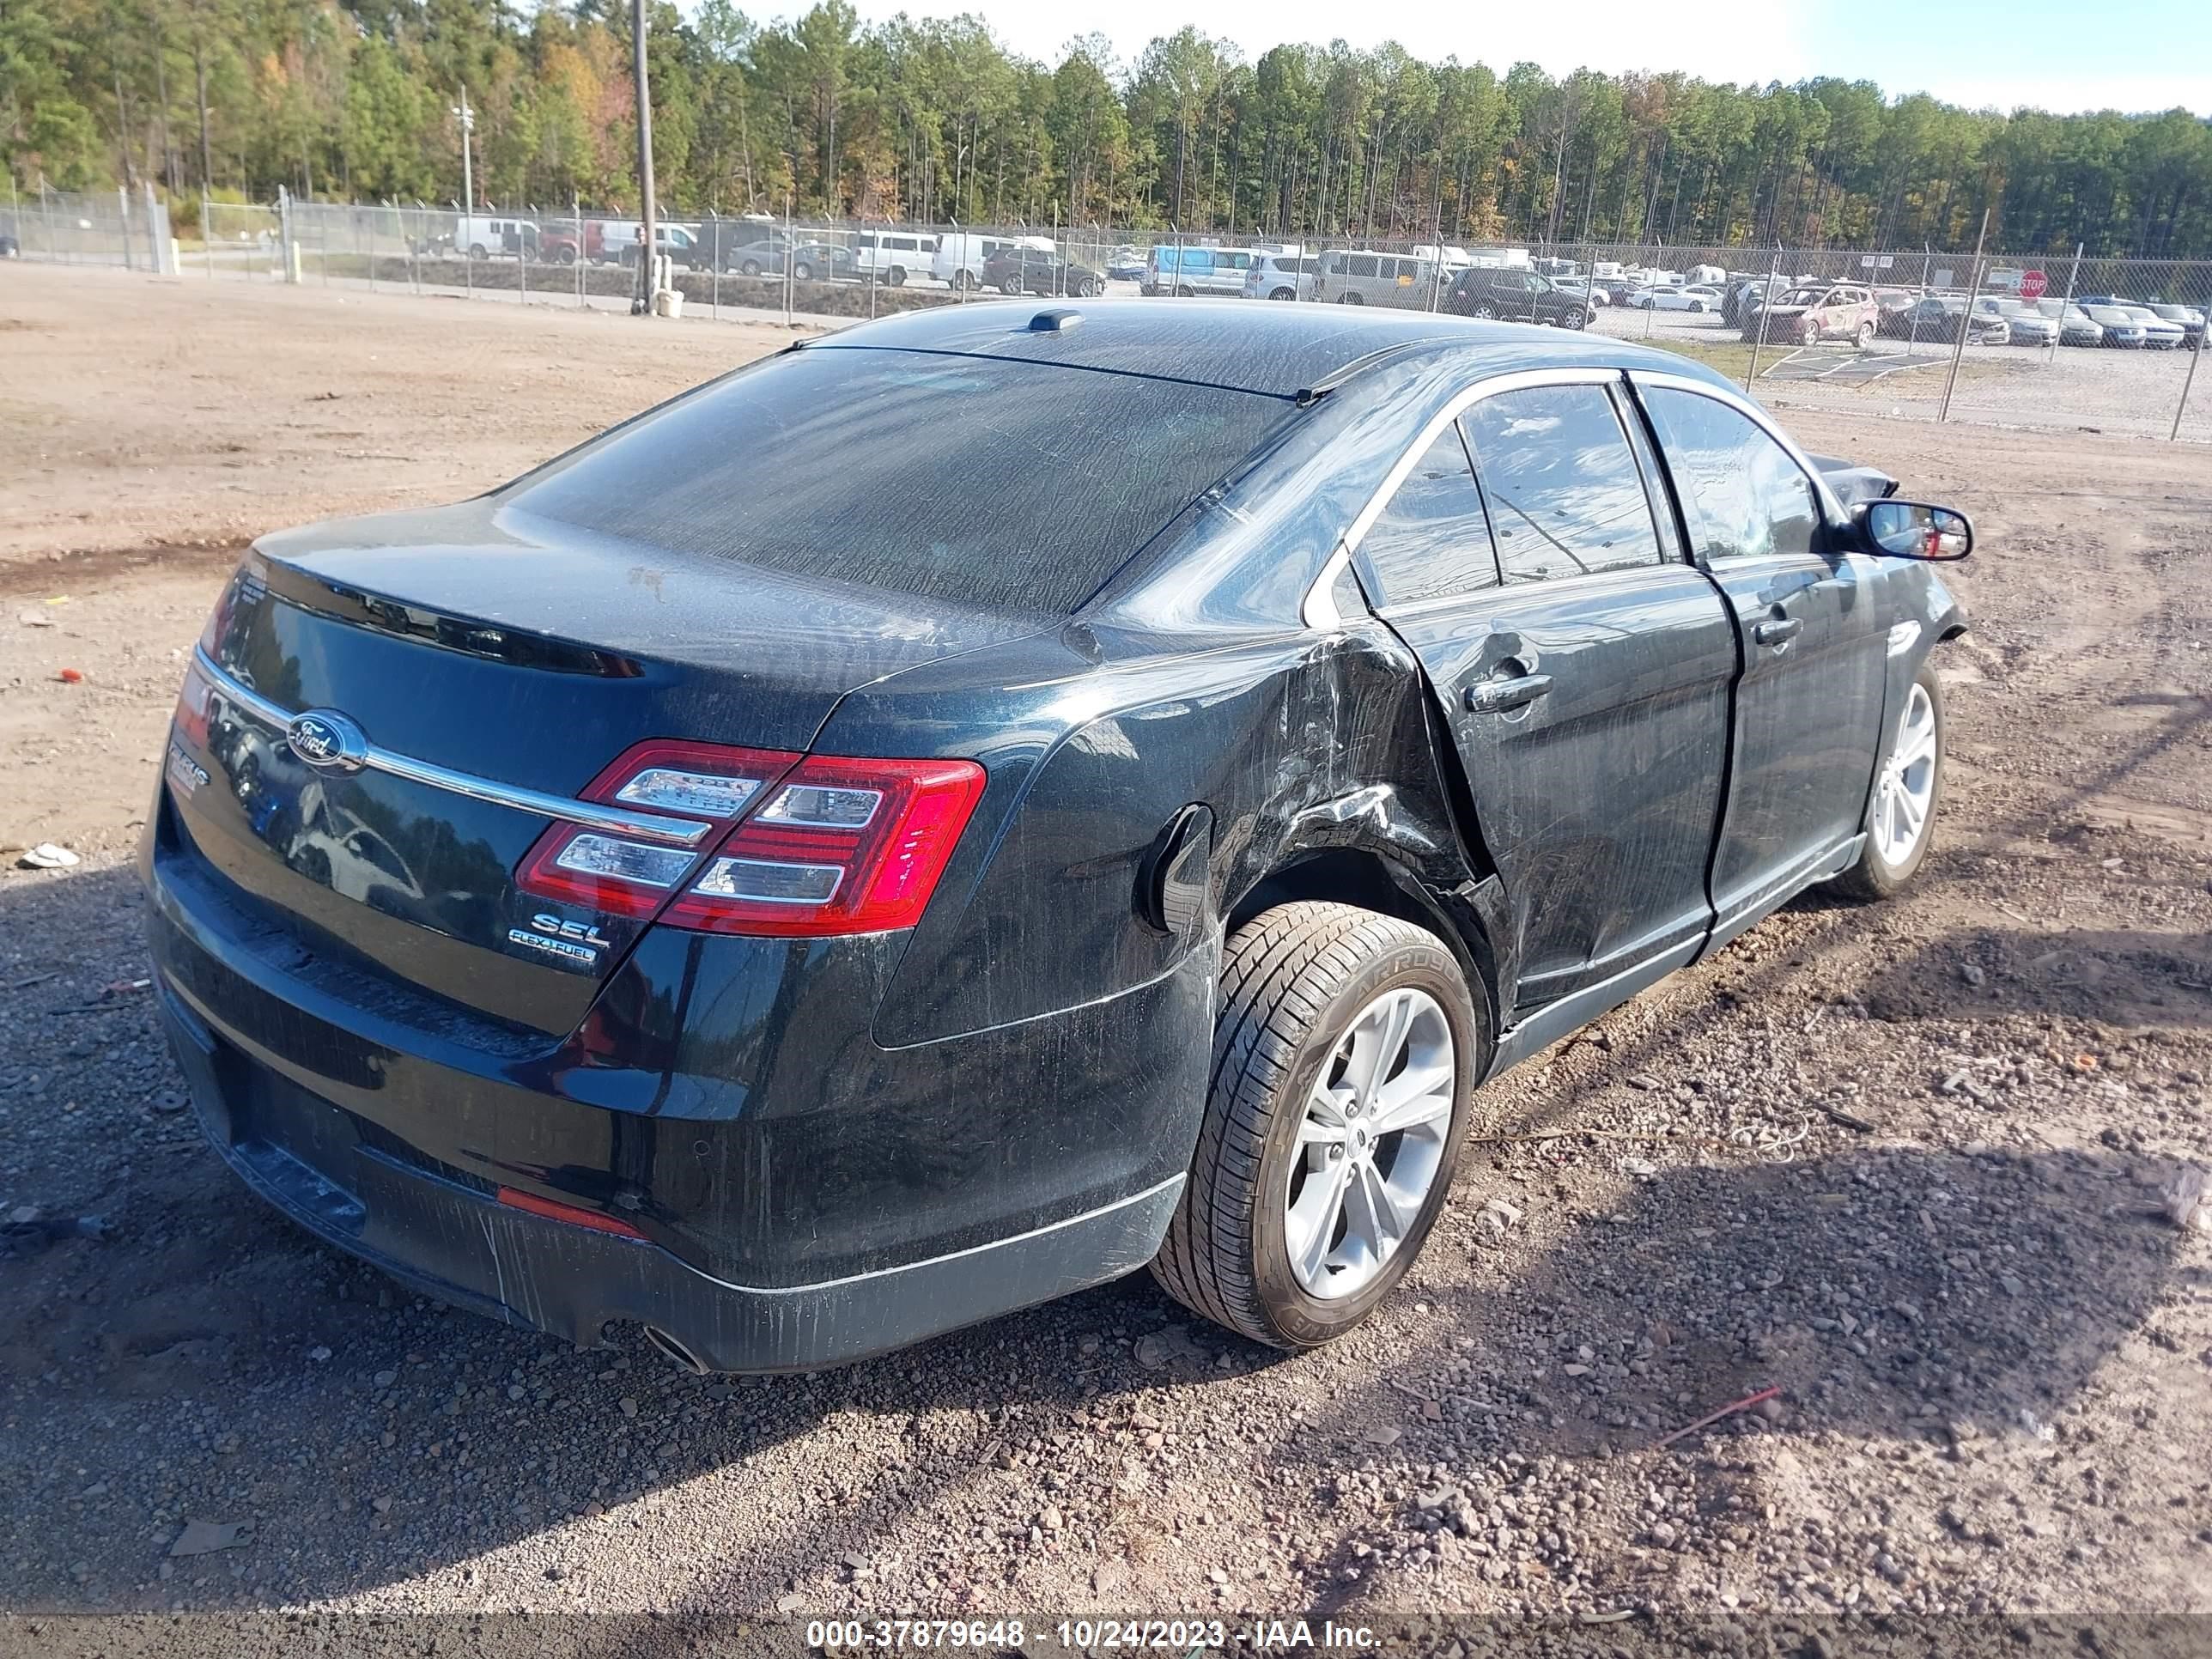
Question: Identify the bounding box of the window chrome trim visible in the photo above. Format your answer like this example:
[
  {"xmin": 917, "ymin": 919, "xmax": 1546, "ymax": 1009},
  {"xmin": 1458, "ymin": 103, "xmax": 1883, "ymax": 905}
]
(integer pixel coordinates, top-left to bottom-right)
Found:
[
  {"xmin": 1302, "ymin": 365, "xmax": 1623, "ymax": 626},
  {"xmin": 1300, "ymin": 543, "xmax": 1353, "ymax": 629},
  {"xmin": 190, "ymin": 646, "xmax": 714, "ymax": 848}
]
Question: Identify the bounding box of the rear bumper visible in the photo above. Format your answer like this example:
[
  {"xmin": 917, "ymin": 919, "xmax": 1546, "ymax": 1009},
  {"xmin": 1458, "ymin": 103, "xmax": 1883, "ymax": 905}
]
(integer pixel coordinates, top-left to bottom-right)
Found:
[
  {"xmin": 144, "ymin": 810, "xmax": 1208, "ymax": 1372},
  {"xmin": 161, "ymin": 986, "xmax": 1177, "ymax": 1371}
]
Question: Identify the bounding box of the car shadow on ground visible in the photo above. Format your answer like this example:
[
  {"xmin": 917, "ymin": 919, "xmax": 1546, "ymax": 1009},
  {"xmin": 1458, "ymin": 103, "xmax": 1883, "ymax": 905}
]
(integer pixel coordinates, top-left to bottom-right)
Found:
[{"xmin": 3, "ymin": 858, "xmax": 2203, "ymax": 1615}]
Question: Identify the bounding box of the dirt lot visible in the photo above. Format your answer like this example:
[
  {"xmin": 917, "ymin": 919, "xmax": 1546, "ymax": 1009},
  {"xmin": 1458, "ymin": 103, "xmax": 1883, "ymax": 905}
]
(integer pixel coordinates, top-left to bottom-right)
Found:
[{"xmin": 2, "ymin": 262, "xmax": 2209, "ymax": 1647}]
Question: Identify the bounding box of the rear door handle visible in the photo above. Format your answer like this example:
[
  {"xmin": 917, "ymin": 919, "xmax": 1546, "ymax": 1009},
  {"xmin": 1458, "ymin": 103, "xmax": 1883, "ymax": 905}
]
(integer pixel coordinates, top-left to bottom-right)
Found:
[
  {"xmin": 1465, "ymin": 672, "xmax": 1553, "ymax": 714},
  {"xmin": 1753, "ymin": 617, "xmax": 1804, "ymax": 647}
]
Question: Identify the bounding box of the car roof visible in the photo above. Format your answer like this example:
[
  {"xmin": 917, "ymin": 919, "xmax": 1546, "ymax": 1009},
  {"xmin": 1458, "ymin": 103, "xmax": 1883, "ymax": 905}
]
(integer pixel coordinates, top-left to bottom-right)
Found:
[{"xmin": 802, "ymin": 299, "xmax": 1713, "ymax": 399}]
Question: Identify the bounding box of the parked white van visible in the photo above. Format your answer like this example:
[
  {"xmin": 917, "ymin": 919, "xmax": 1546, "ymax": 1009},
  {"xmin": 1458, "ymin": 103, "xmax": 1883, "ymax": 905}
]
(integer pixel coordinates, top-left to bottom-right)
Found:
[
  {"xmin": 453, "ymin": 215, "xmax": 537, "ymax": 259},
  {"xmin": 852, "ymin": 228, "xmax": 938, "ymax": 287},
  {"xmin": 934, "ymin": 232, "xmax": 1055, "ymax": 291},
  {"xmin": 1313, "ymin": 249, "xmax": 1443, "ymax": 307}
]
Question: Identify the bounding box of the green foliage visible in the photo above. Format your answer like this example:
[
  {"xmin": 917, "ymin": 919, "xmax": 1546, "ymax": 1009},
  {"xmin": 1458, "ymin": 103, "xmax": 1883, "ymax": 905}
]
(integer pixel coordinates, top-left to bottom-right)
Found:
[{"xmin": 5, "ymin": 0, "xmax": 2209, "ymax": 254}]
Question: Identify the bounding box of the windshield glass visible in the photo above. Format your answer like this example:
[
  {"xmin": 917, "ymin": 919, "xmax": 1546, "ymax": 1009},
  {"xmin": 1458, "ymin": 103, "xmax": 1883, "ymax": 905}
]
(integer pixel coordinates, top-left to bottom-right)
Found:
[{"xmin": 507, "ymin": 347, "xmax": 1294, "ymax": 614}]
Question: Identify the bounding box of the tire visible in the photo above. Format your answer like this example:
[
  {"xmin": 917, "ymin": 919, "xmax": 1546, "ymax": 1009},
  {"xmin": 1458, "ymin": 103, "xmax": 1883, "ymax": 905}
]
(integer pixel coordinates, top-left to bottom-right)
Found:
[
  {"xmin": 1565, "ymin": 308, "xmax": 1588, "ymax": 330},
  {"xmin": 1833, "ymin": 660, "xmax": 1945, "ymax": 902},
  {"xmin": 1000, "ymin": 277, "xmax": 1023, "ymax": 295},
  {"xmin": 1152, "ymin": 902, "xmax": 1486, "ymax": 1350},
  {"xmin": 1176, "ymin": 283, "xmax": 1197, "ymax": 298},
  {"xmin": 1082, "ymin": 277, "xmax": 1104, "ymax": 297},
  {"xmin": 1269, "ymin": 287, "xmax": 1296, "ymax": 301},
  {"xmin": 950, "ymin": 269, "xmax": 972, "ymax": 292},
  {"xmin": 550, "ymin": 246, "xmax": 575, "ymax": 266},
  {"xmin": 1856, "ymin": 319, "xmax": 1875, "ymax": 347},
  {"xmin": 1688, "ymin": 301, "xmax": 1704, "ymax": 313},
  {"xmin": 468, "ymin": 243, "xmax": 488, "ymax": 261},
  {"xmin": 1472, "ymin": 303, "xmax": 1497, "ymax": 319},
  {"xmin": 1801, "ymin": 319, "xmax": 1820, "ymax": 346},
  {"xmin": 792, "ymin": 260, "xmax": 813, "ymax": 282},
  {"xmin": 886, "ymin": 266, "xmax": 907, "ymax": 288},
  {"xmin": 1337, "ymin": 291, "xmax": 1363, "ymax": 304}
]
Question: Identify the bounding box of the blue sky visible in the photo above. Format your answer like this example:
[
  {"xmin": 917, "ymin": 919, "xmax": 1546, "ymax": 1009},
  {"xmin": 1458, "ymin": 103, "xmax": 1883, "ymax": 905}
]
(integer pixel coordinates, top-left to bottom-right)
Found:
[{"xmin": 798, "ymin": 0, "xmax": 2209, "ymax": 116}]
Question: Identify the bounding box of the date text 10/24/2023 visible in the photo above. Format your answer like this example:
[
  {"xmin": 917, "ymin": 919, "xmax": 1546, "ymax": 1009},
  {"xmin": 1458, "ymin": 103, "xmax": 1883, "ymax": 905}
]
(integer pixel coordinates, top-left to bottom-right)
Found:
[{"xmin": 805, "ymin": 1620, "xmax": 1381, "ymax": 1651}]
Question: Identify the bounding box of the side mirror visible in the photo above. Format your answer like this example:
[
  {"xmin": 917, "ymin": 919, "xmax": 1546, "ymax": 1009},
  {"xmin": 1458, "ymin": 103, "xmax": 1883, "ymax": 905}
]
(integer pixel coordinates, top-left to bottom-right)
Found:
[{"xmin": 1858, "ymin": 500, "xmax": 1974, "ymax": 562}]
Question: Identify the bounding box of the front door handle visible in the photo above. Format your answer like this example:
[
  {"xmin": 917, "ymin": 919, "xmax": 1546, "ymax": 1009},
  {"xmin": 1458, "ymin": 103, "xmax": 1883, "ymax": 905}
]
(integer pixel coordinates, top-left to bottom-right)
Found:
[
  {"xmin": 1465, "ymin": 671, "xmax": 1553, "ymax": 714},
  {"xmin": 1753, "ymin": 616, "xmax": 1804, "ymax": 647}
]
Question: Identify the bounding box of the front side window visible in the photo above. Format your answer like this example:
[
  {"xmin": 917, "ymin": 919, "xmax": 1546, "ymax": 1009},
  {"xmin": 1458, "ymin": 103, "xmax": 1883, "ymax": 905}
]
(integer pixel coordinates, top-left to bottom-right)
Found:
[
  {"xmin": 1640, "ymin": 387, "xmax": 1820, "ymax": 564},
  {"xmin": 1360, "ymin": 427, "xmax": 1499, "ymax": 606},
  {"xmin": 1460, "ymin": 384, "xmax": 1662, "ymax": 585}
]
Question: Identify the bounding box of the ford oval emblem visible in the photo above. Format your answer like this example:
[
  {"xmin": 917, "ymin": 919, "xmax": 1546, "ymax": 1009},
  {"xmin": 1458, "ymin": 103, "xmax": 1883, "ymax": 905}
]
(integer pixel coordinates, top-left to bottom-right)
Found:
[{"xmin": 285, "ymin": 709, "xmax": 368, "ymax": 772}]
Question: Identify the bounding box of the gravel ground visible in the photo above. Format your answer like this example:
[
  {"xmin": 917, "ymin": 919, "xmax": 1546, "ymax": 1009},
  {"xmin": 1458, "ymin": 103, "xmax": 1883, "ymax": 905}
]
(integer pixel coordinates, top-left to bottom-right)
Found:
[{"xmin": 2, "ymin": 264, "xmax": 2209, "ymax": 1648}]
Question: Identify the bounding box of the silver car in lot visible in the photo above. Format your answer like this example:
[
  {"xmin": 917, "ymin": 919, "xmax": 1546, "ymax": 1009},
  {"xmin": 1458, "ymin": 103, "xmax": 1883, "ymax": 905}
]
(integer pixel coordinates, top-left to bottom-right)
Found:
[
  {"xmin": 1242, "ymin": 252, "xmax": 1320, "ymax": 302},
  {"xmin": 2082, "ymin": 305, "xmax": 2149, "ymax": 347},
  {"xmin": 2033, "ymin": 300, "xmax": 2108, "ymax": 346},
  {"xmin": 1979, "ymin": 297, "xmax": 2058, "ymax": 346},
  {"xmin": 2118, "ymin": 305, "xmax": 2186, "ymax": 349}
]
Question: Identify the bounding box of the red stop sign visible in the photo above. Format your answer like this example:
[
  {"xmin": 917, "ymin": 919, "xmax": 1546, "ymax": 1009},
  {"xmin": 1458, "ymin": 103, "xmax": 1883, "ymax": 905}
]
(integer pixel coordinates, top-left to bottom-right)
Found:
[{"xmin": 2019, "ymin": 270, "xmax": 2048, "ymax": 301}]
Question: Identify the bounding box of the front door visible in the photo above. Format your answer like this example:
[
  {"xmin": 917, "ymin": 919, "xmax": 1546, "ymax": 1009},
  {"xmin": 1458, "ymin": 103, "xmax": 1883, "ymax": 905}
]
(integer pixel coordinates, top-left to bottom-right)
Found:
[
  {"xmin": 1360, "ymin": 373, "xmax": 1739, "ymax": 1014},
  {"xmin": 1632, "ymin": 380, "xmax": 1891, "ymax": 933}
]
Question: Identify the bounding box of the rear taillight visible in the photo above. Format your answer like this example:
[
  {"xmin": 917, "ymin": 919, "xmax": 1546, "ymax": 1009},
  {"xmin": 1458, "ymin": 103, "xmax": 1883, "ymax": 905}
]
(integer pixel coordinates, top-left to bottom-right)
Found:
[
  {"xmin": 514, "ymin": 742, "xmax": 986, "ymax": 938},
  {"xmin": 666, "ymin": 755, "xmax": 987, "ymax": 937},
  {"xmin": 516, "ymin": 739, "xmax": 801, "ymax": 917},
  {"xmin": 173, "ymin": 654, "xmax": 216, "ymax": 750}
]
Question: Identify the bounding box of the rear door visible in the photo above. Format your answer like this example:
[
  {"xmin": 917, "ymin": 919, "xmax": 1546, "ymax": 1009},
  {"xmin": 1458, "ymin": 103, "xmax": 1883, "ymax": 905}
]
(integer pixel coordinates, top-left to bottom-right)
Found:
[
  {"xmin": 1631, "ymin": 377, "xmax": 1889, "ymax": 936},
  {"xmin": 1360, "ymin": 371, "xmax": 1738, "ymax": 1014}
]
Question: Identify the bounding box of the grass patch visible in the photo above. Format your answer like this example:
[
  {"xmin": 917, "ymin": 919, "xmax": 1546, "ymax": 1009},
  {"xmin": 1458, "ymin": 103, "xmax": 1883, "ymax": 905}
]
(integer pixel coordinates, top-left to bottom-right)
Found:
[{"xmin": 1645, "ymin": 335, "xmax": 2022, "ymax": 389}]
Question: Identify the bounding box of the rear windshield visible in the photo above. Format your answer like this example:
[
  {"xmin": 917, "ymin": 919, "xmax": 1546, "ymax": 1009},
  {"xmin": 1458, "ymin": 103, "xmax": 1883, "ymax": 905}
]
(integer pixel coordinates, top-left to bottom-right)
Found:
[{"xmin": 507, "ymin": 347, "xmax": 1291, "ymax": 613}]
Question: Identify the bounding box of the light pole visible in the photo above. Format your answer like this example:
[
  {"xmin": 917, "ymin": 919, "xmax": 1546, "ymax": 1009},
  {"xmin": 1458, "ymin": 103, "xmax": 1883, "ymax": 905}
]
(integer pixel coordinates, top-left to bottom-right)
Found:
[
  {"xmin": 452, "ymin": 86, "xmax": 474, "ymax": 216},
  {"xmin": 632, "ymin": 0, "xmax": 658, "ymax": 316}
]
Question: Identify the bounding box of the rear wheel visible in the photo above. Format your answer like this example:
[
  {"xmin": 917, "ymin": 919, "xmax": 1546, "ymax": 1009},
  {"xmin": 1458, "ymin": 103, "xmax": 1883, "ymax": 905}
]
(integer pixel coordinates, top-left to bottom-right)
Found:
[
  {"xmin": 792, "ymin": 259, "xmax": 814, "ymax": 282},
  {"xmin": 468, "ymin": 243, "xmax": 488, "ymax": 261},
  {"xmin": 739, "ymin": 258, "xmax": 763, "ymax": 276},
  {"xmin": 1000, "ymin": 276, "xmax": 1023, "ymax": 295},
  {"xmin": 1176, "ymin": 283, "xmax": 1197, "ymax": 297},
  {"xmin": 1152, "ymin": 902, "xmax": 1484, "ymax": 1350},
  {"xmin": 1834, "ymin": 662, "xmax": 1944, "ymax": 902},
  {"xmin": 1856, "ymin": 319, "xmax": 1876, "ymax": 347},
  {"xmin": 1471, "ymin": 302, "xmax": 1497, "ymax": 319},
  {"xmin": 1800, "ymin": 319, "xmax": 1821, "ymax": 346},
  {"xmin": 1337, "ymin": 291, "xmax": 1364, "ymax": 304},
  {"xmin": 886, "ymin": 265, "xmax": 907, "ymax": 287},
  {"xmin": 1565, "ymin": 307, "xmax": 1589, "ymax": 330},
  {"xmin": 1269, "ymin": 287, "xmax": 1296, "ymax": 301}
]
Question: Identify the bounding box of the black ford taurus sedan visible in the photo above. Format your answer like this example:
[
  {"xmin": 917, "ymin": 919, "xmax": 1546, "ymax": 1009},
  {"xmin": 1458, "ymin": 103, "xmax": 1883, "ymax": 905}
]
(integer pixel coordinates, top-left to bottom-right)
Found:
[{"xmin": 145, "ymin": 301, "xmax": 1971, "ymax": 1372}]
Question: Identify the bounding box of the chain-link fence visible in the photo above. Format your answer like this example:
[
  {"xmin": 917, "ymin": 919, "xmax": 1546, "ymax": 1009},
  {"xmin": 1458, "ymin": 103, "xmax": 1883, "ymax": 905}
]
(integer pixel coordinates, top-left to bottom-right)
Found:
[
  {"xmin": 3, "ymin": 183, "xmax": 176, "ymax": 273},
  {"xmin": 46, "ymin": 188, "xmax": 2212, "ymax": 444}
]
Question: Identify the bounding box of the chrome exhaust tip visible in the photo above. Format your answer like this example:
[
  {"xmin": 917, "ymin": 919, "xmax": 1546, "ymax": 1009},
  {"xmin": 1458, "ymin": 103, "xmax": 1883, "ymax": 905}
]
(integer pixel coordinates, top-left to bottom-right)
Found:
[{"xmin": 642, "ymin": 1325, "xmax": 710, "ymax": 1377}]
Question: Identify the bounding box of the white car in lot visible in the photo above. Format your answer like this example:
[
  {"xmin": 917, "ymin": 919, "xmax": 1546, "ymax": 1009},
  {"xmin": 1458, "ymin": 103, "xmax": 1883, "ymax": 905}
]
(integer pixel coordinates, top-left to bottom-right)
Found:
[
  {"xmin": 2118, "ymin": 305, "xmax": 2187, "ymax": 349},
  {"xmin": 1635, "ymin": 284, "xmax": 1725, "ymax": 313},
  {"xmin": 1980, "ymin": 297, "xmax": 2060, "ymax": 345}
]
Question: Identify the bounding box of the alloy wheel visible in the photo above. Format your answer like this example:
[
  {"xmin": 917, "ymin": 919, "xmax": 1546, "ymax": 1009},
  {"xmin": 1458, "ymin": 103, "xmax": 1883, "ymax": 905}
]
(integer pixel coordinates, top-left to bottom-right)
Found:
[
  {"xmin": 1872, "ymin": 681, "xmax": 1938, "ymax": 866},
  {"xmin": 1284, "ymin": 987, "xmax": 1455, "ymax": 1300}
]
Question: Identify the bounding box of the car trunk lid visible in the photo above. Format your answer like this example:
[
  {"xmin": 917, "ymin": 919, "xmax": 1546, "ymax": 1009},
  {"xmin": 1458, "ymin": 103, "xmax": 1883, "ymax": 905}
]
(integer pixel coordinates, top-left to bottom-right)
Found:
[{"xmin": 167, "ymin": 500, "xmax": 1042, "ymax": 1036}]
